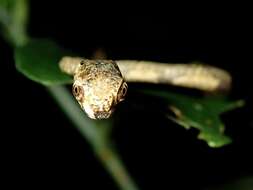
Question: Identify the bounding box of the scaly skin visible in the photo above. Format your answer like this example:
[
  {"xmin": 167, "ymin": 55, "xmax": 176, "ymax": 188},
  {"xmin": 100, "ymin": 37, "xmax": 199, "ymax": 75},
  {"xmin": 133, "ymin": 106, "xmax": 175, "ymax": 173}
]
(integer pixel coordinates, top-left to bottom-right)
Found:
[
  {"xmin": 60, "ymin": 57, "xmax": 127, "ymax": 119},
  {"xmin": 59, "ymin": 56, "xmax": 231, "ymax": 119}
]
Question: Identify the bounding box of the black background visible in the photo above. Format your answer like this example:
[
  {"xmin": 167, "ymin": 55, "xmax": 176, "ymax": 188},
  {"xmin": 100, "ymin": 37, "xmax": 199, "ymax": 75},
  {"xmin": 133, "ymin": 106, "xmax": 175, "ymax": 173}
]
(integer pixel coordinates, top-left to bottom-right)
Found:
[{"xmin": 2, "ymin": 1, "xmax": 253, "ymax": 189}]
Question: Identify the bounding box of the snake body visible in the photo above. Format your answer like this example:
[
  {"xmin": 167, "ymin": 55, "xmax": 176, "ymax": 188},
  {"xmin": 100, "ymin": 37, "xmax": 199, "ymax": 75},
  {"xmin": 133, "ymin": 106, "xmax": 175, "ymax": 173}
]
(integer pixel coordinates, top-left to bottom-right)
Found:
[{"xmin": 59, "ymin": 57, "xmax": 231, "ymax": 119}]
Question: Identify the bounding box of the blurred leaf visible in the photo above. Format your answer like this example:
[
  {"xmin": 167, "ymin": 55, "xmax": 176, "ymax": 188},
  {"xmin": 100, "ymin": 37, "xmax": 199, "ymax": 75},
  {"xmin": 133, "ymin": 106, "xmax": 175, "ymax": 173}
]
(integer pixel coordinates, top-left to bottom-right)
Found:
[
  {"xmin": 141, "ymin": 90, "xmax": 244, "ymax": 148},
  {"xmin": 15, "ymin": 39, "xmax": 72, "ymax": 85},
  {"xmin": 205, "ymin": 176, "xmax": 253, "ymax": 190},
  {"xmin": 0, "ymin": 0, "xmax": 16, "ymax": 11},
  {"xmin": 0, "ymin": 0, "xmax": 28, "ymax": 46}
]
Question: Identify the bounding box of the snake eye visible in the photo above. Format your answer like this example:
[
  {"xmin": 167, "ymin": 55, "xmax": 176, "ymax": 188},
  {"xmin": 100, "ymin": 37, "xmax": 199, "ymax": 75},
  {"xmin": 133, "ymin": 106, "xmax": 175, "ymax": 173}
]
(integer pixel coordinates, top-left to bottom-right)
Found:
[
  {"xmin": 121, "ymin": 83, "xmax": 128, "ymax": 96},
  {"xmin": 80, "ymin": 60, "xmax": 85, "ymax": 65},
  {"xmin": 72, "ymin": 85, "xmax": 84, "ymax": 101},
  {"xmin": 117, "ymin": 82, "xmax": 128, "ymax": 102}
]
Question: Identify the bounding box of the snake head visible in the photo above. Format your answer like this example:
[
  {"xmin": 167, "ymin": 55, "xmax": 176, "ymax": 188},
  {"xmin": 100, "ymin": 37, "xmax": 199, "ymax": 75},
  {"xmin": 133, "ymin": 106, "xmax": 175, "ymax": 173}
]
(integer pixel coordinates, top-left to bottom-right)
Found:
[{"xmin": 72, "ymin": 59, "xmax": 128, "ymax": 119}]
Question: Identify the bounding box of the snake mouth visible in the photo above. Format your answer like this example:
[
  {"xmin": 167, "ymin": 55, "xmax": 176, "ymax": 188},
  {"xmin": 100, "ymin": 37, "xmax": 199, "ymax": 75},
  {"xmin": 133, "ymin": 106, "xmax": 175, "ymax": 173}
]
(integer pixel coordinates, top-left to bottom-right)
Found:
[
  {"xmin": 93, "ymin": 111, "xmax": 113, "ymax": 119},
  {"xmin": 83, "ymin": 99, "xmax": 116, "ymax": 119}
]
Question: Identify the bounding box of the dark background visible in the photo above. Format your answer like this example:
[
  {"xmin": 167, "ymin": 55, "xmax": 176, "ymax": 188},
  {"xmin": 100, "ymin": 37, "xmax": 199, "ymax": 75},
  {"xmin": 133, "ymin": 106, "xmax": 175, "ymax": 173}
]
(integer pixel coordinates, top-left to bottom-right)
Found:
[{"xmin": 2, "ymin": 1, "xmax": 252, "ymax": 189}]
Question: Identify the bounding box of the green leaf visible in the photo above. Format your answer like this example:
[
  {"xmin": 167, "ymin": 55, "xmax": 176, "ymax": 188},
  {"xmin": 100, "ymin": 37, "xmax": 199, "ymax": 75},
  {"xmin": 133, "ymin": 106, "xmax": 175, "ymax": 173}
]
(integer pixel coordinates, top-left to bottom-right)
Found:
[
  {"xmin": 15, "ymin": 39, "xmax": 72, "ymax": 85},
  {"xmin": 0, "ymin": 0, "xmax": 16, "ymax": 11},
  {"xmin": 206, "ymin": 176, "xmax": 253, "ymax": 190},
  {"xmin": 141, "ymin": 90, "xmax": 244, "ymax": 148},
  {"xmin": 0, "ymin": 0, "xmax": 28, "ymax": 46}
]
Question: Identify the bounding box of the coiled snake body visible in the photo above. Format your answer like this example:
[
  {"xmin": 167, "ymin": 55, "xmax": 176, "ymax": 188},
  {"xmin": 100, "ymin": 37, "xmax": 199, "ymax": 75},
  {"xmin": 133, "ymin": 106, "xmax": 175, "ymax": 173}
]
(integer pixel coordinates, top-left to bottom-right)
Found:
[{"xmin": 59, "ymin": 57, "xmax": 231, "ymax": 119}]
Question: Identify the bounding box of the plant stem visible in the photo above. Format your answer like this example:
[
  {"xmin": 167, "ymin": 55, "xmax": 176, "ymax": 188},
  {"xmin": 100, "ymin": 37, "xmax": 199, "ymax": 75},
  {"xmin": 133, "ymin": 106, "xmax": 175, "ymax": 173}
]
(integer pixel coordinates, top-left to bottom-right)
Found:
[
  {"xmin": 1, "ymin": 1, "xmax": 139, "ymax": 188},
  {"xmin": 48, "ymin": 86, "xmax": 139, "ymax": 190}
]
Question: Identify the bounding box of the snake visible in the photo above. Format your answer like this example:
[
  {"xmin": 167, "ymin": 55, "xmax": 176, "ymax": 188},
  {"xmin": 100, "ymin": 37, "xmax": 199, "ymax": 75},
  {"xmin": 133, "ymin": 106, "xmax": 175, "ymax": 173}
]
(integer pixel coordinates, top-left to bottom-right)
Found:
[{"xmin": 59, "ymin": 57, "xmax": 231, "ymax": 119}]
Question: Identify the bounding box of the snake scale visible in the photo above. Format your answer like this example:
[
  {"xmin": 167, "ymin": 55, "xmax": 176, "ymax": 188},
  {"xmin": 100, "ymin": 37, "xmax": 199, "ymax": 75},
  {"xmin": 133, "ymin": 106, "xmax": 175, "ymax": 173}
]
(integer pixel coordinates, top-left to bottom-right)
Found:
[{"xmin": 59, "ymin": 57, "xmax": 231, "ymax": 119}]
